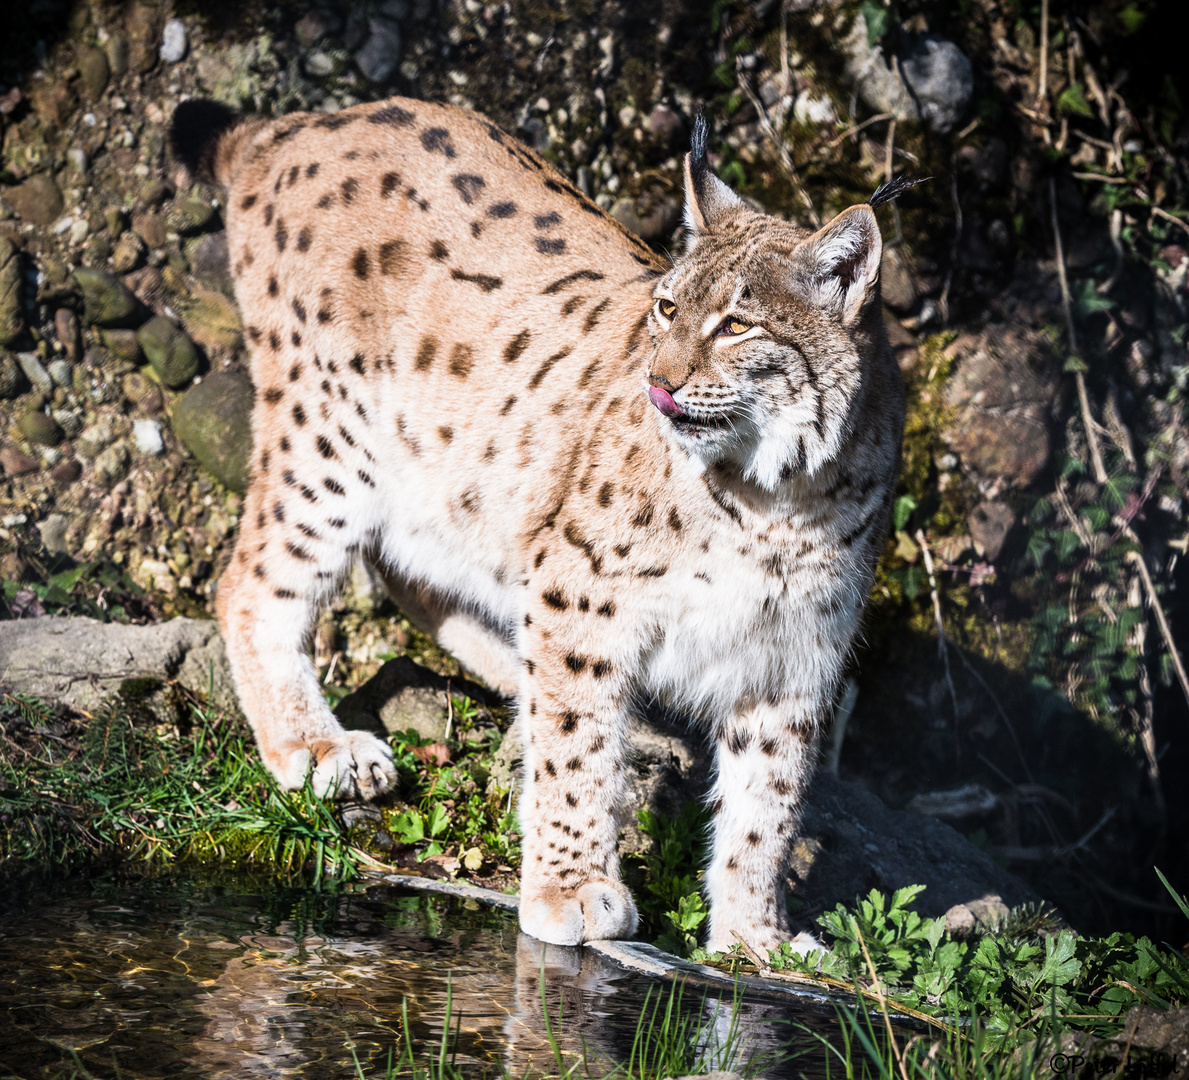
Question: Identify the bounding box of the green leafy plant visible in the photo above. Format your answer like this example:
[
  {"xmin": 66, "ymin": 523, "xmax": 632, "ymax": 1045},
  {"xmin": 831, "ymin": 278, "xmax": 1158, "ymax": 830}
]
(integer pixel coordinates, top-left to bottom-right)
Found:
[
  {"xmin": 769, "ymin": 880, "xmax": 1188, "ymax": 1052},
  {"xmin": 631, "ymin": 803, "xmax": 712, "ymax": 955}
]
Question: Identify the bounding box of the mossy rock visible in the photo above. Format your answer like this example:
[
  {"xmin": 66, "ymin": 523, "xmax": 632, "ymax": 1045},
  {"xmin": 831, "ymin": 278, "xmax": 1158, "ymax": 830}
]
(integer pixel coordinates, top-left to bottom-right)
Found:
[
  {"xmin": 138, "ymin": 315, "xmax": 201, "ymax": 388},
  {"xmin": 171, "ymin": 370, "xmax": 254, "ymax": 492},
  {"xmin": 73, "ymin": 267, "xmax": 141, "ymax": 327},
  {"xmin": 18, "ymin": 409, "xmax": 62, "ymax": 447},
  {"xmin": 0, "ymin": 351, "xmax": 25, "ymax": 398}
]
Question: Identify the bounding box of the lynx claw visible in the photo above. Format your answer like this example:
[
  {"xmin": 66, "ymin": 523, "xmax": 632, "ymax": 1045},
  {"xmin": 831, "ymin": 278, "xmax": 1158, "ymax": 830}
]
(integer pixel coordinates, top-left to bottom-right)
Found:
[
  {"xmin": 269, "ymin": 731, "xmax": 396, "ymax": 799},
  {"xmin": 519, "ymin": 876, "xmax": 639, "ymax": 946}
]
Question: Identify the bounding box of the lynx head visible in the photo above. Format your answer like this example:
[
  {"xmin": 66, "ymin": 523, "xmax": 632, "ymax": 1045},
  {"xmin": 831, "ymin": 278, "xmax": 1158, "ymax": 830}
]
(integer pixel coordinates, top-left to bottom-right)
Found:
[{"xmin": 645, "ymin": 118, "xmax": 886, "ymax": 490}]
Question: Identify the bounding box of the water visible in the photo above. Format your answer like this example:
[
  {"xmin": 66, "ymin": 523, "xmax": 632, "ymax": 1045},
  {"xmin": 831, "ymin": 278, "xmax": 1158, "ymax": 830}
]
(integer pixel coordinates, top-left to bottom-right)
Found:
[{"xmin": 0, "ymin": 872, "xmax": 849, "ymax": 1079}]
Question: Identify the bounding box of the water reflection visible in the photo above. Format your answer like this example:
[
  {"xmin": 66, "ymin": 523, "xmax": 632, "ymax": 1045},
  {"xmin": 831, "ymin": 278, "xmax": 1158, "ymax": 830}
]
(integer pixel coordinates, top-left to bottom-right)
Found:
[{"xmin": 0, "ymin": 873, "xmax": 846, "ymax": 1078}]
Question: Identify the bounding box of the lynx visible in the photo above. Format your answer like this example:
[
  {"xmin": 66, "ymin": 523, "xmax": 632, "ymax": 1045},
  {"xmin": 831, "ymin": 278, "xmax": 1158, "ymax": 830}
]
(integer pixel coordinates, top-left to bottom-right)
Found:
[{"xmin": 171, "ymin": 95, "xmax": 905, "ymax": 952}]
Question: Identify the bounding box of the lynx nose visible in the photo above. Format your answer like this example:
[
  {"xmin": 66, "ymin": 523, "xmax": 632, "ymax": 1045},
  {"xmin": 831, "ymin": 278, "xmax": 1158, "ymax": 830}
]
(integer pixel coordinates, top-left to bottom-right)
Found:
[{"xmin": 647, "ymin": 385, "xmax": 684, "ymax": 417}]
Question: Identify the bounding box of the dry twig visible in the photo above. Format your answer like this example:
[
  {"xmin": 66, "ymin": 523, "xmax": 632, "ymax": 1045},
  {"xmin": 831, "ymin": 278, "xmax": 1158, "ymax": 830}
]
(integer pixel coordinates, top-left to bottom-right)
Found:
[
  {"xmin": 1050, "ymin": 176, "xmax": 1108, "ymax": 484},
  {"xmin": 856, "ymin": 924, "xmax": 911, "ymax": 1080},
  {"xmin": 737, "ymin": 60, "xmax": 819, "ymax": 226},
  {"xmin": 916, "ymin": 529, "xmax": 960, "ymax": 744},
  {"xmin": 1127, "ymin": 550, "xmax": 1189, "ymax": 715}
]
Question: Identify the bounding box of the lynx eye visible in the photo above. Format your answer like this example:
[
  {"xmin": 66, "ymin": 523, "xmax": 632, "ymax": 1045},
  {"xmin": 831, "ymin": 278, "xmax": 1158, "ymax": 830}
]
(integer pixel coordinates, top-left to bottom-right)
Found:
[
  {"xmin": 720, "ymin": 318, "xmax": 752, "ymax": 336},
  {"xmin": 656, "ymin": 299, "xmax": 676, "ymax": 319}
]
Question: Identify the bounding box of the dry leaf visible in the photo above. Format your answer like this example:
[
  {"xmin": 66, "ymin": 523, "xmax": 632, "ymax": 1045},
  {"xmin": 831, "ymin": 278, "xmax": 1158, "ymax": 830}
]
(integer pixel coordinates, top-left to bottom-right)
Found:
[{"xmin": 412, "ymin": 742, "xmax": 451, "ymax": 767}]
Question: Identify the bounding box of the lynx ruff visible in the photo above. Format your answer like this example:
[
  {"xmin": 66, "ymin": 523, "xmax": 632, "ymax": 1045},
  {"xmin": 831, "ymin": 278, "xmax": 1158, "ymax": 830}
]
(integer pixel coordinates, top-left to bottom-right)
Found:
[{"xmin": 170, "ymin": 95, "xmax": 905, "ymax": 952}]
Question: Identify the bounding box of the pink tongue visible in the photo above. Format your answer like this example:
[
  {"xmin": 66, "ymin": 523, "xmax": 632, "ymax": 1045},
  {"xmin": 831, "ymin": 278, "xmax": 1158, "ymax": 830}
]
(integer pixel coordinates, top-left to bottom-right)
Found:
[{"xmin": 648, "ymin": 386, "xmax": 684, "ymax": 417}]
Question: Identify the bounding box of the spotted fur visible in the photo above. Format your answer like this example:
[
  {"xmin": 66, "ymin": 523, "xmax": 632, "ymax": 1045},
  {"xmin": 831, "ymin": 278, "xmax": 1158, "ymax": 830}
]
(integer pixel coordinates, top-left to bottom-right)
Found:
[{"xmin": 174, "ymin": 96, "xmax": 904, "ymax": 951}]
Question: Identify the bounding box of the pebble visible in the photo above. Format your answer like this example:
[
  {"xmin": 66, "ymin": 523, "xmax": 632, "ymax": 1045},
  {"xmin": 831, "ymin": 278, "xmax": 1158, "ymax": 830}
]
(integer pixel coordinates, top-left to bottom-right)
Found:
[
  {"xmin": 304, "ymin": 51, "xmax": 336, "ymax": 78},
  {"xmin": 15, "ymin": 352, "xmax": 54, "ymax": 395},
  {"xmin": 47, "ymin": 359, "xmax": 72, "ymax": 387},
  {"xmin": 138, "ymin": 315, "xmax": 201, "ymax": 388},
  {"xmin": 160, "ymin": 19, "xmax": 188, "ymax": 64},
  {"xmin": 133, "ymin": 418, "xmax": 165, "ymax": 457},
  {"xmin": 0, "ymin": 448, "xmax": 39, "ymax": 477},
  {"xmin": 66, "ymin": 147, "xmax": 88, "ymax": 174},
  {"xmin": 93, "ymin": 441, "xmax": 130, "ymax": 486},
  {"xmin": 50, "ymin": 459, "xmax": 82, "ymax": 485},
  {"xmin": 69, "ymin": 218, "xmax": 89, "ymax": 246},
  {"xmin": 18, "ymin": 408, "xmax": 63, "ymax": 447},
  {"xmin": 354, "ymin": 17, "xmax": 402, "ymax": 83},
  {"xmin": 74, "ymin": 266, "xmax": 140, "ymax": 327},
  {"xmin": 0, "ymin": 352, "xmax": 22, "ymax": 397},
  {"xmin": 37, "ymin": 513, "xmax": 71, "ymax": 555}
]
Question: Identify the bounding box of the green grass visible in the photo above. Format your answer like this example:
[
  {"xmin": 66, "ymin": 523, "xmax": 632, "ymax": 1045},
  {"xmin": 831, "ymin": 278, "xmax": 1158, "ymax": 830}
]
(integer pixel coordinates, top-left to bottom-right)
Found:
[
  {"xmin": 344, "ymin": 964, "xmax": 768, "ymax": 1080},
  {"xmin": 0, "ymin": 688, "xmax": 360, "ymax": 878},
  {"xmin": 0, "ymin": 685, "xmax": 521, "ymax": 883}
]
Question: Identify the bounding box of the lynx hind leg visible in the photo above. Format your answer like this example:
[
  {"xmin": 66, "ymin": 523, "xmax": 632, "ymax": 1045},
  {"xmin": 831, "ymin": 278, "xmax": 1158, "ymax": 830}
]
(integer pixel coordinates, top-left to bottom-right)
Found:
[
  {"xmin": 377, "ymin": 569, "xmax": 520, "ymax": 697},
  {"xmin": 217, "ymin": 477, "xmax": 395, "ymax": 800}
]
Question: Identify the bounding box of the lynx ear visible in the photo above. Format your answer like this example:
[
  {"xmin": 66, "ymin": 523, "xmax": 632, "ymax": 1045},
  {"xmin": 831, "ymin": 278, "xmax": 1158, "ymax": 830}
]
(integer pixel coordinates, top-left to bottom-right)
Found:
[
  {"xmin": 789, "ymin": 205, "xmax": 883, "ymax": 325},
  {"xmin": 682, "ymin": 112, "xmax": 743, "ymax": 242}
]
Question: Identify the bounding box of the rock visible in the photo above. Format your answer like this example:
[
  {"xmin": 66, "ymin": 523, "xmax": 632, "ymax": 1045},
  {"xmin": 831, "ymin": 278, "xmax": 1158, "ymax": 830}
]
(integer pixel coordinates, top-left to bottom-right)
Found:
[
  {"xmin": 54, "ymin": 308, "xmax": 81, "ymax": 361},
  {"xmin": 131, "ymin": 210, "xmax": 167, "ymax": 250},
  {"xmin": 18, "ymin": 408, "xmax": 62, "ymax": 447},
  {"xmin": 74, "ymin": 266, "xmax": 141, "ymax": 327},
  {"xmin": 354, "ymin": 17, "xmax": 402, "ymax": 83},
  {"xmin": 0, "ymin": 236, "xmax": 22, "ymax": 345},
  {"xmin": 844, "ymin": 18, "xmax": 973, "ymax": 135},
  {"xmin": 790, "ymin": 771, "xmax": 1038, "ymax": 918},
  {"xmin": 335, "ymin": 655, "xmax": 493, "ymax": 742},
  {"xmin": 66, "ymin": 147, "xmax": 89, "ymax": 176},
  {"xmin": 76, "ymin": 420, "xmax": 115, "ymax": 459},
  {"xmin": 160, "ymin": 19, "xmax": 189, "ymax": 64},
  {"xmin": 296, "ymin": 10, "xmax": 341, "ymax": 47},
  {"xmin": 645, "ymin": 104, "xmax": 686, "ymax": 148},
  {"xmin": 167, "ymin": 196, "xmax": 217, "ymax": 235},
  {"xmin": 122, "ymin": 370, "xmax": 164, "ymax": 414},
  {"xmin": 879, "ymin": 247, "xmax": 917, "ymax": 314},
  {"xmin": 30, "ymin": 82, "xmax": 76, "ymax": 126},
  {"xmin": 104, "ymin": 31, "xmax": 130, "ymax": 78},
  {"xmin": 0, "ymin": 615, "xmax": 236, "ymax": 714},
  {"xmin": 176, "ymin": 286, "xmax": 242, "ymax": 351},
  {"xmin": 47, "ymin": 359, "xmax": 72, "ymax": 388},
  {"xmin": 170, "ymin": 369, "xmax": 254, "ymax": 492},
  {"xmin": 50, "ymin": 459, "xmax": 81, "ymax": 485},
  {"xmin": 943, "ymin": 895, "xmax": 1011, "ymax": 935},
  {"xmin": 4, "ymin": 174, "xmax": 64, "ymax": 226},
  {"xmin": 36, "ymin": 513, "xmax": 71, "ymax": 555},
  {"xmin": 132, "ymin": 418, "xmax": 165, "ymax": 456},
  {"xmin": 1121, "ymin": 1006, "xmax": 1189, "ymax": 1069},
  {"xmin": 15, "ymin": 352, "xmax": 53, "ymax": 395},
  {"xmin": 0, "ymin": 446, "xmax": 38, "ymax": 477},
  {"xmin": 969, "ymin": 501, "xmax": 1016, "ymax": 561},
  {"xmin": 942, "ymin": 326, "xmax": 1059, "ymax": 486},
  {"xmin": 111, "ymin": 231, "xmax": 146, "ymax": 273},
  {"xmin": 77, "ymin": 45, "xmax": 110, "ymax": 101},
  {"xmin": 138, "ymin": 315, "xmax": 201, "ymax": 388},
  {"xmin": 303, "ymin": 51, "xmax": 337, "ymax": 78},
  {"xmin": 0, "ymin": 351, "xmax": 24, "ymax": 397},
  {"xmin": 611, "ymin": 191, "xmax": 681, "ymax": 243},
  {"xmin": 93, "ymin": 441, "xmax": 130, "ymax": 485},
  {"xmin": 188, "ymin": 232, "xmax": 233, "ymax": 294},
  {"xmin": 100, "ymin": 329, "xmax": 143, "ymax": 362}
]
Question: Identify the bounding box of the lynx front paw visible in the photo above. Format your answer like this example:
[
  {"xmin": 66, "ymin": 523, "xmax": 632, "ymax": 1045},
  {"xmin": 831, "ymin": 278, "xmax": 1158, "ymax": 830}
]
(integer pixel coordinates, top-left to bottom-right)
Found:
[
  {"xmin": 705, "ymin": 924, "xmax": 822, "ymax": 957},
  {"xmin": 267, "ymin": 730, "xmax": 396, "ymax": 799},
  {"xmin": 519, "ymin": 877, "xmax": 639, "ymax": 946}
]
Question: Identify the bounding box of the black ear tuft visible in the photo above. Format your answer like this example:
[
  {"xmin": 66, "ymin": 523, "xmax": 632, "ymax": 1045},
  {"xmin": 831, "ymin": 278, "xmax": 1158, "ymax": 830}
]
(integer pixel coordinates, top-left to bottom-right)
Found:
[
  {"xmin": 689, "ymin": 108, "xmax": 708, "ymax": 185},
  {"xmin": 869, "ymin": 174, "xmax": 930, "ymax": 210},
  {"xmin": 170, "ymin": 99, "xmax": 238, "ymax": 183}
]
